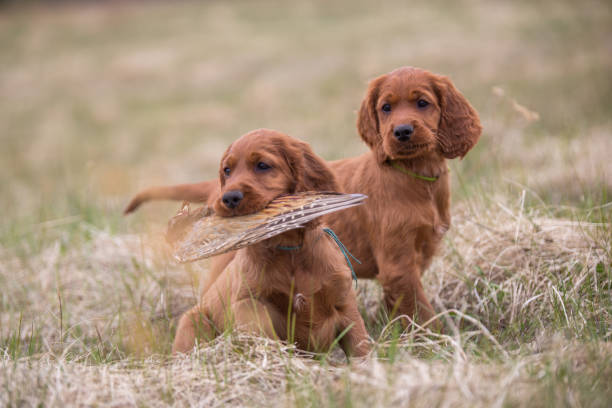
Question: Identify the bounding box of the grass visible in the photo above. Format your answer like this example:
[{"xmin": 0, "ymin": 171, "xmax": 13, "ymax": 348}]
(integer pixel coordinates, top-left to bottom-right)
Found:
[{"xmin": 0, "ymin": 0, "xmax": 611, "ymax": 406}]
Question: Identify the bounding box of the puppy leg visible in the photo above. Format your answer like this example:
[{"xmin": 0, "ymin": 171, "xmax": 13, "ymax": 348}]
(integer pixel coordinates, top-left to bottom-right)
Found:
[
  {"xmin": 375, "ymin": 254, "xmax": 441, "ymax": 331},
  {"xmin": 199, "ymin": 251, "xmax": 237, "ymax": 298},
  {"xmin": 172, "ymin": 305, "xmax": 217, "ymax": 354},
  {"xmin": 339, "ymin": 293, "xmax": 371, "ymax": 358},
  {"xmin": 231, "ymin": 299, "xmax": 286, "ymax": 340}
]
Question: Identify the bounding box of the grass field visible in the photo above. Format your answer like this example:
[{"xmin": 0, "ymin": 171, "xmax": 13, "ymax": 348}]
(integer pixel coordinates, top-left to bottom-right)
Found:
[{"xmin": 1, "ymin": 0, "xmax": 611, "ymax": 406}]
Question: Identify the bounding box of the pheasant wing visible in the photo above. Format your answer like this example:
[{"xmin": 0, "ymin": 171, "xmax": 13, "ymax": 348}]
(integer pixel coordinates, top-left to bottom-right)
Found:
[{"xmin": 172, "ymin": 192, "xmax": 366, "ymax": 263}]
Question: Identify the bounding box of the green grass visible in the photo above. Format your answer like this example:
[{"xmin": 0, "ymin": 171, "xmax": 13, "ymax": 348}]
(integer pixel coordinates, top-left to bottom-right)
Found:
[{"xmin": 0, "ymin": 0, "xmax": 611, "ymax": 406}]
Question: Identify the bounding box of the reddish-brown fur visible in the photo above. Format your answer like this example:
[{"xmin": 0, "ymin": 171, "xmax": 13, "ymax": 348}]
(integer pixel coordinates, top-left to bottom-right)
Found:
[
  {"xmin": 327, "ymin": 67, "xmax": 481, "ymax": 326},
  {"xmin": 127, "ymin": 67, "xmax": 482, "ymax": 329},
  {"xmin": 171, "ymin": 129, "xmax": 370, "ymax": 357}
]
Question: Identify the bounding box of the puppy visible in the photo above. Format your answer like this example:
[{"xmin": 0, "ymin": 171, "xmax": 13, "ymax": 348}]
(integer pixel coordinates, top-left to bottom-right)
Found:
[
  {"xmin": 327, "ymin": 67, "xmax": 481, "ymax": 327},
  {"xmin": 171, "ymin": 129, "xmax": 370, "ymax": 357}
]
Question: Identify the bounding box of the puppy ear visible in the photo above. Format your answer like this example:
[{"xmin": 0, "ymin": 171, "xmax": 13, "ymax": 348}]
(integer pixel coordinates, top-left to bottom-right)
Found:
[
  {"xmin": 283, "ymin": 140, "xmax": 339, "ymax": 193},
  {"xmin": 357, "ymin": 75, "xmax": 387, "ymax": 164},
  {"xmin": 435, "ymin": 76, "xmax": 482, "ymax": 159}
]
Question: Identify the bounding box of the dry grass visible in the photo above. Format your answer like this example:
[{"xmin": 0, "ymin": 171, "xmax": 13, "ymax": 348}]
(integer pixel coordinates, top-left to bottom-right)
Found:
[
  {"xmin": 1, "ymin": 197, "xmax": 610, "ymax": 407},
  {"xmin": 3, "ymin": 337, "xmax": 609, "ymax": 407},
  {"xmin": 1, "ymin": 0, "xmax": 611, "ymax": 406}
]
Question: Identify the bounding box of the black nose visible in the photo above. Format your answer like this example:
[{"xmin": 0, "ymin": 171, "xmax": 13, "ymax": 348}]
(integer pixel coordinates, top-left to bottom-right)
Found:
[
  {"xmin": 394, "ymin": 124, "xmax": 414, "ymax": 141},
  {"xmin": 222, "ymin": 190, "xmax": 244, "ymax": 209}
]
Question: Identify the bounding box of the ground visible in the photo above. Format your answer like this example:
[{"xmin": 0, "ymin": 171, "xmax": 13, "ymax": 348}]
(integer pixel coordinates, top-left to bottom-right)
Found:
[{"xmin": 0, "ymin": 0, "xmax": 611, "ymax": 406}]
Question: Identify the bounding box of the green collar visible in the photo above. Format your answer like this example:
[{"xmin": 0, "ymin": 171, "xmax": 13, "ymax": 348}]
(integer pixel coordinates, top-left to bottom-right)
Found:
[
  {"xmin": 389, "ymin": 160, "xmax": 441, "ymax": 182},
  {"xmin": 276, "ymin": 245, "xmax": 301, "ymax": 251}
]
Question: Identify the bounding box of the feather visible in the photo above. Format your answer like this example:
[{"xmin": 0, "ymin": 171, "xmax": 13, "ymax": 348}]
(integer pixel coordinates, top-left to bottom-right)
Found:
[{"xmin": 169, "ymin": 192, "xmax": 367, "ymax": 263}]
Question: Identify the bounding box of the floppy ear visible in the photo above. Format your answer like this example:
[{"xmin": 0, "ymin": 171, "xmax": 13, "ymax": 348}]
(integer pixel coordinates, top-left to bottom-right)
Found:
[
  {"xmin": 357, "ymin": 75, "xmax": 387, "ymax": 164},
  {"xmin": 434, "ymin": 76, "xmax": 482, "ymax": 159},
  {"xmin": 283, "ymin": 139, "xmax": 339, "ymax": 193}
]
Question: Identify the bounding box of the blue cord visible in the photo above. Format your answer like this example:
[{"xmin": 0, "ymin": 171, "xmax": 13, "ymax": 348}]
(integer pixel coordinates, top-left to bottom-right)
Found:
[{"xmin": 323, "ymin": 227, "xmax": 360, "ymax": 287}]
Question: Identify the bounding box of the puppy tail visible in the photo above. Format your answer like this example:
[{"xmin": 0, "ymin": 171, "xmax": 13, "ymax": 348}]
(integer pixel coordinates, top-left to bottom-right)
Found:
[{"xmin": 123, "ymin": 180, "xmax": 219, "ymax": 214}]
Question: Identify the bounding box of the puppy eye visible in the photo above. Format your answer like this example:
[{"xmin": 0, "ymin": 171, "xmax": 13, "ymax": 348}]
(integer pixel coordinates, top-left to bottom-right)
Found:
[
  {"xmin": 223, "ymin": 167, "xmax": 231, "ymax": 176},
  {"xmin": 256, "ymin": 162, "xmax": 271, "ymax": 171},
  {"xmin": 381, "ymin": 103, "xmax": 392, "ymax": 113},
  {"xmin": 417, "ymin": 99, "xmax": 429, "ymax": 108}
]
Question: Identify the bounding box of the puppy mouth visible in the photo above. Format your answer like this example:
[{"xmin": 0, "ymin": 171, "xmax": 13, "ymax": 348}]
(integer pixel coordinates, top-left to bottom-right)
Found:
[
  {"xmin": 215, "ymin": 198, "xmax": 271, "ymax": 218},
  {"xmin": 217, "ymin": 205, "xmax": 262, "ymax": 217},
  {"xmin": 401, "ymin": 142, "xmax": 429, "ymax": 150},
  {"xmin": 391, "ymin": 142, "xmax": 433, "ymax": 158}
]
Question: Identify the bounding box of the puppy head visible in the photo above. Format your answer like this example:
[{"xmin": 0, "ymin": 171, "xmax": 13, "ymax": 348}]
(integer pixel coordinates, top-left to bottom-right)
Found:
[
  {"xmin": 214, "ymin": 129, "xmax": 338, "ymax": 216},
  {"xmin": 357, "ymin": 66, "xmax": 482, "ymax": 163}
]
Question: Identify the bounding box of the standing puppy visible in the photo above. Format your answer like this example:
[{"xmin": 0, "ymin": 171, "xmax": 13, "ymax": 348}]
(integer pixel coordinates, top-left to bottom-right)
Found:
[
  {"xmin": 172, "ymin": 129, "xmax": 370, "ymax": 357},
  {"xmin": 327, "ymin": 67, "xmax": 481, "ymax": 326}
]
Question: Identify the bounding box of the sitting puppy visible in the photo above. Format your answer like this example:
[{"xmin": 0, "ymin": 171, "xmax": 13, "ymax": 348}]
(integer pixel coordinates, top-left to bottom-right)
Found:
[
  {"xmin": 126, "ymin": 67, "xmax": 482, "ymax": 330},
  {"xmin": 171, "ymin": 129, "xmax": 370, "ymax": 357}
]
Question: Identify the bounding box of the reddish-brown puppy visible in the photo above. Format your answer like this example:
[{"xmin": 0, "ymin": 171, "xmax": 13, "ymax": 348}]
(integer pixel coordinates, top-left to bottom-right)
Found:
[
  {"xmin": 327, "ymin": 67, "xmax": 481, "ymax": 326},
  {"xmin": 172, "ymin": 129, "xmax": 370, "ymax": 357},
  {"xmin": 127, "ymin": 67, "xmax": 482, "ymax": 329}
]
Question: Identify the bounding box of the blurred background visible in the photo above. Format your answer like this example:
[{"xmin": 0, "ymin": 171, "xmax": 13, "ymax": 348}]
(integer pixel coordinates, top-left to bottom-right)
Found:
[
  {"xmin": 1, "ymin": 0, "xmax": 610, "ymax": 239},
  {"xmin": 0, "ymin": 3, "xmax": 611, "ymax": 403}
]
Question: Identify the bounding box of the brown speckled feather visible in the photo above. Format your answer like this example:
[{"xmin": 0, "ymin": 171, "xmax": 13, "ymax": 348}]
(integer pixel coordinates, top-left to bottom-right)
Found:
[{"xmin": 170, "ymin": 192, "xmax": 366, "ymax": 263}]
